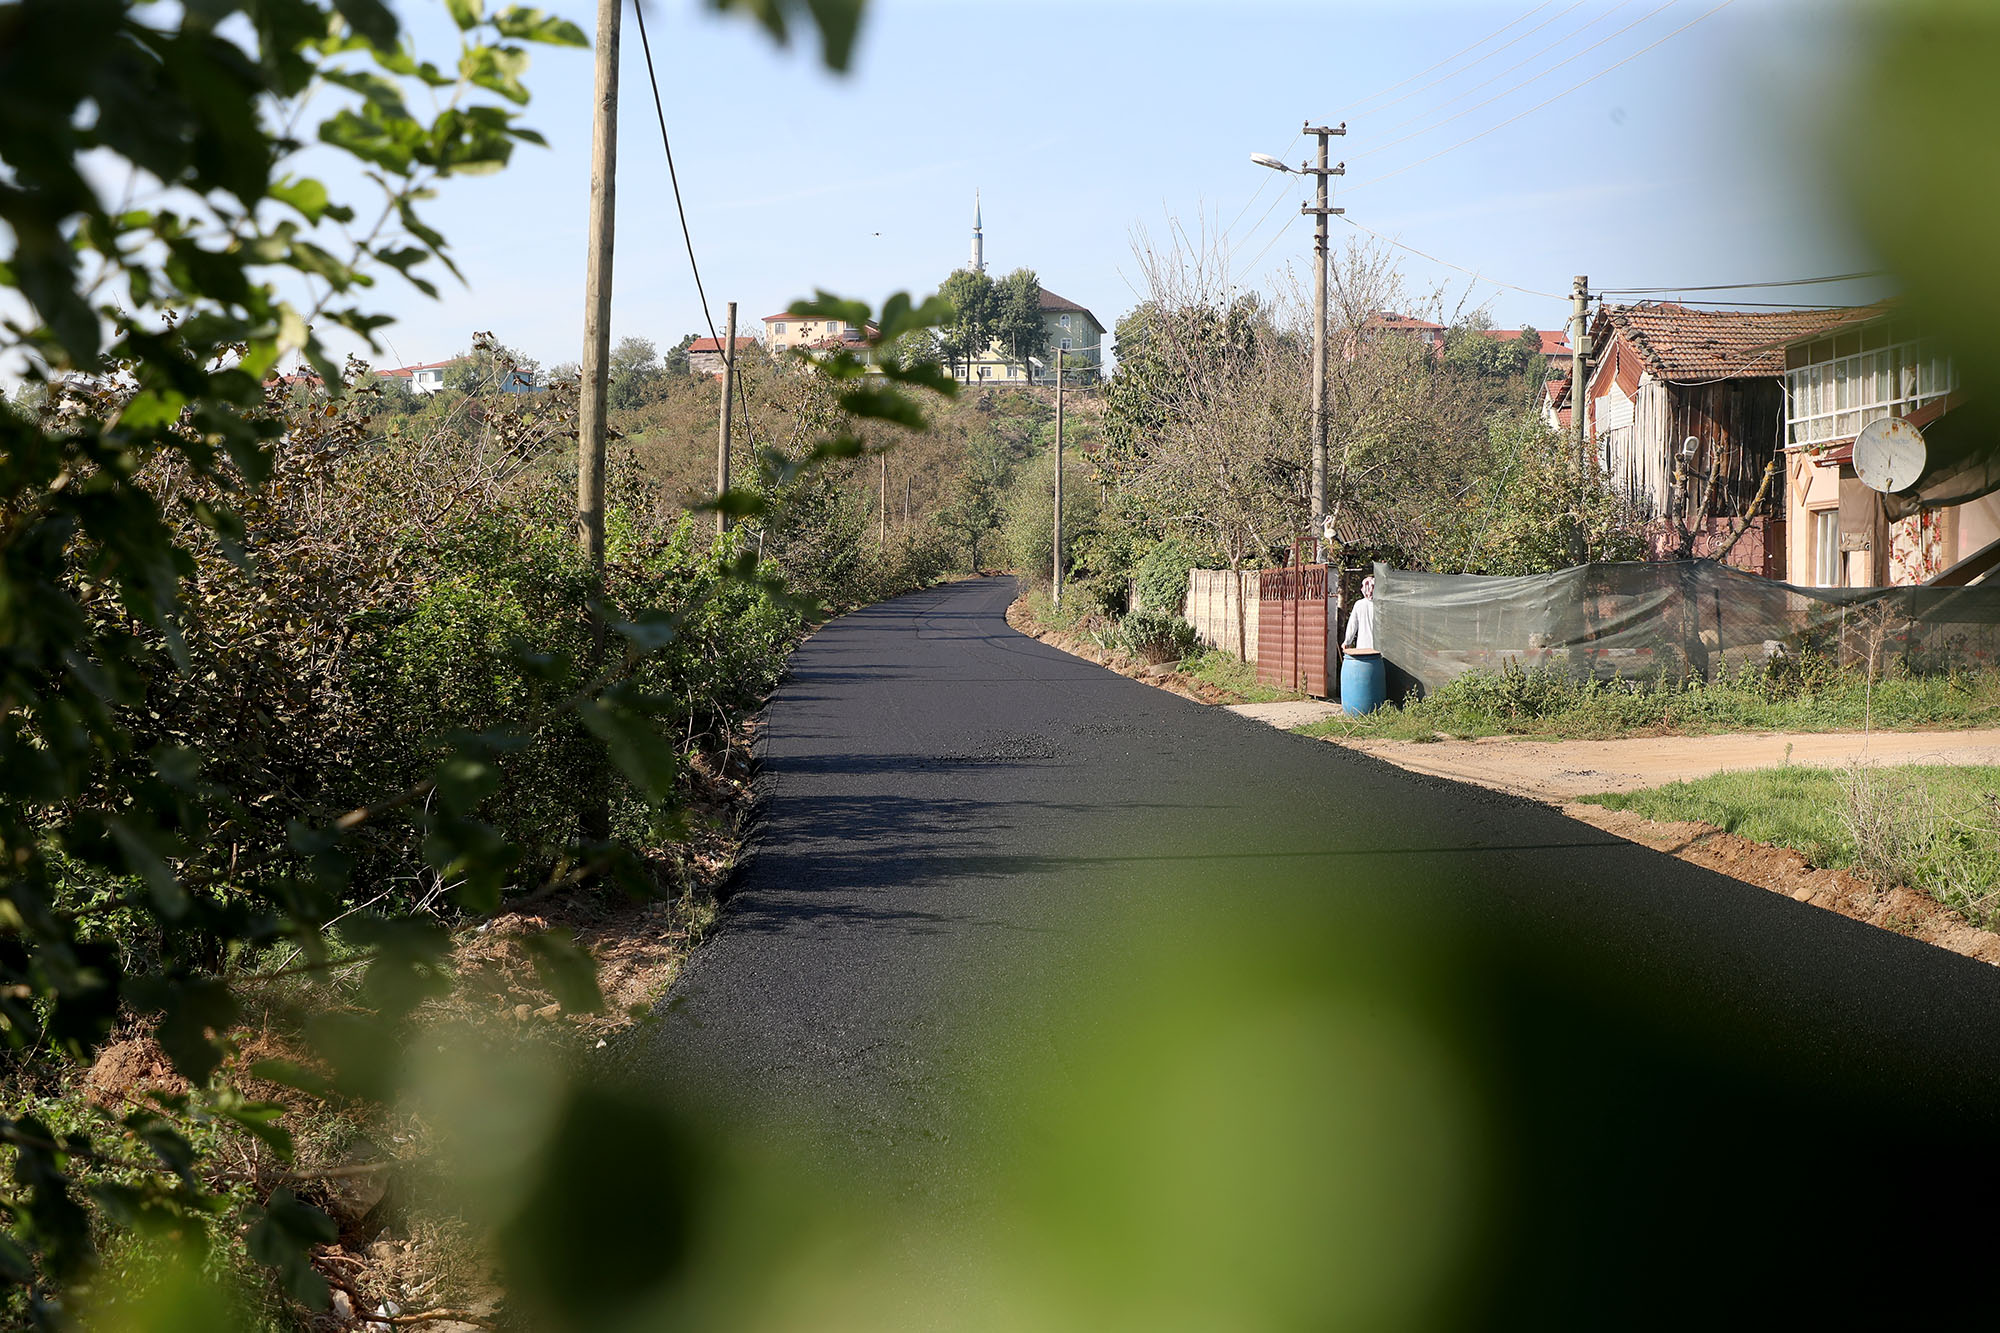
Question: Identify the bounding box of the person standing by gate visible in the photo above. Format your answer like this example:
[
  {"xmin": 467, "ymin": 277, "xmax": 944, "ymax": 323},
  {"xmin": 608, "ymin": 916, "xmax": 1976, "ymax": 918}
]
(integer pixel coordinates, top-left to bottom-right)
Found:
[{"xmin": 1342, "ymin": 575, "xmax": 1376, "ymax": 653}]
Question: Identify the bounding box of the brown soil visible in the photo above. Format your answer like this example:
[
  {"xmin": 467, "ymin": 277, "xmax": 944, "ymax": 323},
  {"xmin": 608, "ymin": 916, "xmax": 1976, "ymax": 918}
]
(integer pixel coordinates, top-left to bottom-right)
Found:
[
  {"xmin": 1004, "ymin": 598, "xmax": 1242, "ymax": 706},
  {"xmin": 1562, "ymin": 801, "xmax": 2000, "ymax": 966}
]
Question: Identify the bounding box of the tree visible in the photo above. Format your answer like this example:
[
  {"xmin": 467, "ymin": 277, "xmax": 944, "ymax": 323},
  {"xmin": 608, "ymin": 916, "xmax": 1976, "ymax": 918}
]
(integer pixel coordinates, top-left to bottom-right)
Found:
[
  {"xmin": 663, "ymin": 332, "xmax": 699, "ymax": 376},
  {"xmin": 994, "ymin": 267, "xmax": 1050, "ymax": 384},
  {"xmin": 939, "ymin": 267, "xmax": 997, "ymax": 380},
  {"xmin": 609, "ymin": 334, "xmax": 663, "ymax": 408}
]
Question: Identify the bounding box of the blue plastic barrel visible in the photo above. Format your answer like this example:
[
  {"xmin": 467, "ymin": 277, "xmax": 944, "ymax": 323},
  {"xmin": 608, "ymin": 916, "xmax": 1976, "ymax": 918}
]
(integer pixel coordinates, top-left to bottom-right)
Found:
[{"xmin": 1340, "ymin": 650, "xmax": 1386, "ymax": 716}]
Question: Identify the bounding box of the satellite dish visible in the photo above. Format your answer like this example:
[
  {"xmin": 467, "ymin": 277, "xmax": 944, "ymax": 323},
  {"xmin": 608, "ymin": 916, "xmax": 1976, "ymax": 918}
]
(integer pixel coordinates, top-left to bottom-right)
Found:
[{"xmin": 1854, "ymin": 416, "xmax": 1927, "ymax": 494}]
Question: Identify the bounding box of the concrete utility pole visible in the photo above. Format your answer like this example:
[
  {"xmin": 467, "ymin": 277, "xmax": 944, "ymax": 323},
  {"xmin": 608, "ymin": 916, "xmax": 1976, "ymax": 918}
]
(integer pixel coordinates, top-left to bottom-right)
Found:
[
  {"xmin": 576, "ymin": 0, "xmax": 620, "ymax": 570},
  {"xmin": 1570, "ymin": 274, "xmax": 1590, "ymax": 469},
  {"xmin": 1301, "ymin": 122, "xmax": 1346, "ymax": 561},
  {"xmin": 1053, "ymin": 347, "xmax": 1065, "ymax": 605},
  {"xmin": 715, "ymin": 300, "xmax": 736, "ymax": 537}
]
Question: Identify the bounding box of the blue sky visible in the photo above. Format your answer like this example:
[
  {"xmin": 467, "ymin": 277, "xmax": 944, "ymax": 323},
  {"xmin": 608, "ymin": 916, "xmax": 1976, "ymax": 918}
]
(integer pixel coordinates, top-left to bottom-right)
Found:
[{"xmin": 317, "ymin": 0, "xmax": 1888, "ymax": 373}]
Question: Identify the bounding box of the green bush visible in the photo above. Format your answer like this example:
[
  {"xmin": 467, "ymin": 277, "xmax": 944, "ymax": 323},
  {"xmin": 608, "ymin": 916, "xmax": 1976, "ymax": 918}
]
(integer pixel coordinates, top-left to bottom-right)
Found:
[
  {"xmin": 1134, "ymin": 538, "xmax": 1194, "ymax": 616},
  {"xmin": 1117, "ymin": 610, "xmax": 1201, "ymax": 665}
]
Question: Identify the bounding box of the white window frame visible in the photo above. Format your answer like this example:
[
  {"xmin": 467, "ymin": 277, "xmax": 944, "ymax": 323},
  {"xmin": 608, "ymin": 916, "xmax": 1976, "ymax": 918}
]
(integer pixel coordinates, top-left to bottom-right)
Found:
[
  {"xmin": 1058, "ymin": 313, "xmax": 1070, "ymax": 329},
  {"xmin": 773, "ymin": 322, "xmax": 786, "ymax": 336},
  {"xmin": 1786, "ymin": 324, "xmax": 1955, "ymax": 448},
  {"xmin": 1811, "ymin": 507, "xmax": 1841, "ymax": 587}
]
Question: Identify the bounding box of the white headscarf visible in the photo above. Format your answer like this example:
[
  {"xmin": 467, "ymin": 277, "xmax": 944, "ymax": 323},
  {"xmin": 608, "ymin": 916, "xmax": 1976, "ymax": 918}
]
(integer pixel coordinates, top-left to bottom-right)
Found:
[{"xmin": 1360, "ymin": 575, "xmax": 1375, "ymax": 598}]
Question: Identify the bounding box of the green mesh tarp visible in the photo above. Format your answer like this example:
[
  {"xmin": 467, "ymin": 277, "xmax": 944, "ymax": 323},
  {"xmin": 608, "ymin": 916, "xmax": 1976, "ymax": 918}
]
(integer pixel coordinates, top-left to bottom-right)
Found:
[{"xmin": 1373, "ymin": 559, "xmax": 2000, "ymax": 695}]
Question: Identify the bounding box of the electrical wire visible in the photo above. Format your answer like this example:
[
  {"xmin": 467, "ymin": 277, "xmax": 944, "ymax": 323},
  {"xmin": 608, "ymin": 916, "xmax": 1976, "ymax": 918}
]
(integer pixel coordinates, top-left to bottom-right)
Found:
[
  {"xmin": 1337, "ymin": 0, "xmax": 1559, "ymax": 119},
  {"xmin": 1598, "ymin": 271, "xmax": 1888, "ymax": 293},
  {"xmin": 1376, "ymin": 0, "xmax": 1624, "ymax": 139},
  {"xmin": 1350, "ymin": 0, "xmax": 1674, "ymax": 164},
  {"xmin": 631, "ymin": 0, "xmax": 764, "ymax": 450},
  {"xmin": 1337, "ymin": 215, "xmax": 1566, "ymax": 300},
  {"xmin": 1343, "ymin": 0, "xmax": 1738, "ymax": 195}
]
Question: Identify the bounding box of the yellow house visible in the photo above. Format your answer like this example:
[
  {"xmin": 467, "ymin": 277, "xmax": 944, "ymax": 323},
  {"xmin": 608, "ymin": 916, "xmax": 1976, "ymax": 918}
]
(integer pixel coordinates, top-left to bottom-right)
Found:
[{"xmin": 761, "ymin": 311, "xmax": 873, "ymax": 353}]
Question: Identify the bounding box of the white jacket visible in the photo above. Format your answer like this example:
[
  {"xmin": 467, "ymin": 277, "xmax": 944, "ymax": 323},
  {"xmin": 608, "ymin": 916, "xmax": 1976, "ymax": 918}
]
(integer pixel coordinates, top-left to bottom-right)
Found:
[{"xmin": 1342, "ymin": 598, "xmax": 1375, "ymax": 652}]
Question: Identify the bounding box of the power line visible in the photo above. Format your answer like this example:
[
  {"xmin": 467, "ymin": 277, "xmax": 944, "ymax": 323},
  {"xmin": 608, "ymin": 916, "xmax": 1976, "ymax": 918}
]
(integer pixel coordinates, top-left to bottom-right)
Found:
[
  {"xmin": 1598, "ymin": 271, "xmax": 1889, "ymax": 293},
  {"xmin": 1363, "ymin": 0, "xmax": 1597, "ymax": 130},
  {"xmin": 1338, "ymin": 0, "xmax": 1558, "ymax": 119},
  {"xmin": 1344, "ymin": 0, "xmax": 1738, "ymax": 195},
  {"xmin": 1225, "ymin": 1, "xmax": 1558, "ymax": 265},
  {"xmin": 1352, "ymin": 0, "xmax": 1675, "ymax": 164},
  {"xmin": 631, "ymin": 0, "xmax": 764, "ymax": 453},
  {"xmin": 1222, "ymin": 129, "xmax": 1302, "ymax": 243},
  {"xmin": 1339, "ymin": 215, "xmax": 1567, "ymax": 300}
]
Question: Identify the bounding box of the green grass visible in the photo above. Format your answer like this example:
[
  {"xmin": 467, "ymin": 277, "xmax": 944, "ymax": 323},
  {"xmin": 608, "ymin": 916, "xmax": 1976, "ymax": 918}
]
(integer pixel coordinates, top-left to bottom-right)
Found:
[
  {"xmin": 1579, "ymin": 764, "xmax": 2000, "ymax": 926},
  {"xmin": 1181, "ymin": 649, "xmax": 1303, "ymax": 705},
  {"xmin": 1293, "ymin": 659, "xmax": 2000, "ymax": 743}
]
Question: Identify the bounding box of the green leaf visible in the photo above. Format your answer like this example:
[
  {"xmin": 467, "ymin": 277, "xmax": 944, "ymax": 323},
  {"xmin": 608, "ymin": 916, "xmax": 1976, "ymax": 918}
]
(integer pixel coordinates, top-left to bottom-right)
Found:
[
  {"xmin": 105, "ymin": 814, "xmax": 189, "ymax": 917},
  {"xmin": 784, "ymin": 290, "xmax": 871, "ymax": 328},
  {"xmin": 460, "ymin": 43, "xmax": 531, "ymax": 104},
  {"xmin": 332, "ymin": 0, "xmax": 400, "ymax": 49},
  {"xmin": 0, "ymin": 1234, "xmax": 34, "ymax": 1286},
  {"xmin": 435, "ymin": 754, "xmax": 500, "ymax": 816},
  {"xmin": 521, "ymin": 930, "xmax": 606, "ymax": 1014},
  {"xmin": 493, "ymin": 6, "xmax": 589, "ymax": 46},
  {"xmin": 707, "ymin": 0, "xmax": 864, "ymax": 71},
  {"xmin": 249, "ymin": 1058, "xmax": 336, "ymax": 1100},
  {"xmin": 269, "ymin": 175, "xmax": 330, "ymax": 222},
  {"xmin": 445, "ymin": 0, "xmax": 485, "ymax": 29},
  {"xmin": 247, "ymin": 1188, "xmax": 334, "ymax": 1310},
  {"xmin": 609, "ymin": 610, "xmax": 682, "ymax": 653},
  {"xmin": 577, "ymin": 696, "xmax": 681, "ymax": 801},
  {"xmin": 149, "ymin": 979, "xmax": 239, "ymax": 1085},
  {"xmin": 839, "ymin": 383, "xmax": 926, "ymax": 430}
]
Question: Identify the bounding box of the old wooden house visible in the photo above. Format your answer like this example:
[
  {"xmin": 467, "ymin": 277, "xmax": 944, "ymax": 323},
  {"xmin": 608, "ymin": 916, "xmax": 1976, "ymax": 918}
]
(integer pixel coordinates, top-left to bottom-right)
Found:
[{"xmin": 1569, "ymin": 303, "xmax": 1876, "ymax": 579}]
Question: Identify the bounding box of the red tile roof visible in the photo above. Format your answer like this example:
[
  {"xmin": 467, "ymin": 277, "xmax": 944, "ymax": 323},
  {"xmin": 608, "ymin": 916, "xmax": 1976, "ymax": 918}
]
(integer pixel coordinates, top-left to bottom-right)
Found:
[
  {"xmin": 1479, "ymin": 328, "xmax": 1572, "ymax": 356},
  {"xmin": 380, "ymin": 358, "xmax": 460, "ymax": 377},
  {"xmin": 1591, "ymin": 302, "xmax": 1887, "ymax": 381},
  {"xmin": 1366, "ymin": 311, "xmax": 1445, "ymax": 332},
  {"xmin": 687, "ymin": 336, "xmax": 758, "ymax": 353}
]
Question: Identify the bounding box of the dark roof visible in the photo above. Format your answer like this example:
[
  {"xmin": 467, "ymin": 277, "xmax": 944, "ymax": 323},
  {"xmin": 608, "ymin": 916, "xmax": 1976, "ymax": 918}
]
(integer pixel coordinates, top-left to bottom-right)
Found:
[
  {"xmin": 1038, "ymin": 287, "xmax": 1098, "ymax": 324},
  {"xmin": 1592, "ymin": 302, "xmax": 1886, "ymax": 381}
]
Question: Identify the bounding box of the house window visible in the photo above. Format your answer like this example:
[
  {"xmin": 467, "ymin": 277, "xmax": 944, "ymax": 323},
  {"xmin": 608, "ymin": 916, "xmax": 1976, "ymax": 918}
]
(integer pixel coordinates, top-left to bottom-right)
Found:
[
  {"xmin": 1007, "ymin": 366, "xmax": 1018, "ymax": 378},
  {"xmin": 1059, "ymin": 314, "xmax": 1070, "ymax": 329},
  {"xmin": 1786, "ymin": 326, "xmax": 1956, "ymax": 447},
  {"xmin": 828, "ymin": 321, "xmax": 841, "ymax": 333},
  {"xmin": 1060, "ymin": 338, "xmax": 1071, "ymax": 350},
  {"xmin": 774, "ymin": 322, "xmax": 786, "ymax": 336},
  {"xmin": 1812, "ymin": 508, "xmax": 1840, "ymax": 587}
]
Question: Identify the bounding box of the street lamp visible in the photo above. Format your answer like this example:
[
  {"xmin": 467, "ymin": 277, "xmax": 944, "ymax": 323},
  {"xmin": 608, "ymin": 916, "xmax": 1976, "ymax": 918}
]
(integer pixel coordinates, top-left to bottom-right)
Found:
[{"xmin": 1249, "ymin": 125, "xmax": 1343, "ymax": 560}]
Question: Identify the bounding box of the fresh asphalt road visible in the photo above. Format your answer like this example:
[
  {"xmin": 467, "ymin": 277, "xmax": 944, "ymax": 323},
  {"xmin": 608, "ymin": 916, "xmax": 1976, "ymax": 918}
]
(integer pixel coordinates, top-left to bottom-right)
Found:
[{"xmin": 642, "ymin": 575, "xmax": 2000, "ymax": 1318}]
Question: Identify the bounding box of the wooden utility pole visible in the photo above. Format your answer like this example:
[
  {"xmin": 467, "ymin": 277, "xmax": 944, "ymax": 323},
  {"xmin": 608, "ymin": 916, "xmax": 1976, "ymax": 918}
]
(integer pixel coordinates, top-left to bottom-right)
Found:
[
  {"xmin": 716, "ymin": 300, "xmax": 736, "ymax": 537},
  {"xmin": 576, "ymin": 0, "xmax": 619, "ymax": 847},
  {"xmin": 1053, "ymin": 347, "xmax": 1064, "ymax": 604},
  {"xmin": 1570, "ymin": 274, "xmax": 1590, "ymax": 468},
  {"xmin": 576, "ymin": 0, "xmax": 620, "ymax": 570},
  {"xmin": 1301, "ymin": 122, "xmax": 1346, "ymax": 561}
]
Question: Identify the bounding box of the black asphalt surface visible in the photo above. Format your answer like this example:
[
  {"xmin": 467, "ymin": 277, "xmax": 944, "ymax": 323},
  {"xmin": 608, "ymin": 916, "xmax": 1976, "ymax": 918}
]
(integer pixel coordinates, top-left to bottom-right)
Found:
[{"xmin": 643, "ymin": 576, "xmax": 2000, "ymax": 1321}]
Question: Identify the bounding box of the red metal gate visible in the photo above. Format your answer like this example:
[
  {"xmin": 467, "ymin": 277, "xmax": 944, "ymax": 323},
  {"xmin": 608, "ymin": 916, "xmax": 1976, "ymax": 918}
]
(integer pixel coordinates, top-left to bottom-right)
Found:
[{"xmin": 1256, "ymin": 564, "xmax": 1334, "ymax": 697}]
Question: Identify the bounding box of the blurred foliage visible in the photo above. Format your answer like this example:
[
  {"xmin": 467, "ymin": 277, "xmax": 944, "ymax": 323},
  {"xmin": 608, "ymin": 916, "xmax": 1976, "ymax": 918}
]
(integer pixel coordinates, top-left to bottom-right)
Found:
[{"xmin": 0, "ymin": 0, "xmax": 962, "ymax": 1321}]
